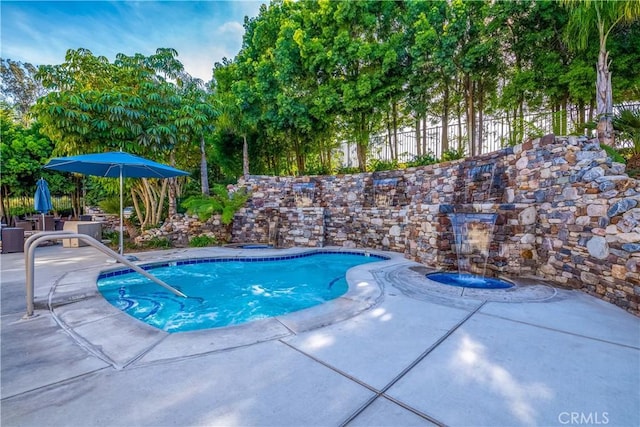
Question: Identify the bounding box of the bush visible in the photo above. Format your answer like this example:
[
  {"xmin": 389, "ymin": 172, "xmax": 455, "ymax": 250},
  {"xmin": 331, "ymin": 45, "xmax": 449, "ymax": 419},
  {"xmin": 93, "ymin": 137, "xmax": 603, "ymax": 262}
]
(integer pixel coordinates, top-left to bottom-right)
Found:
[
  {"xmin": 98, "ymin": 197, "xmax": 122, "ymax": 215},
  {"xmin": 406, "ymin": 153, "xmax": 438, "ymax": 167},
  {"xmin": 337, "ymin": 166, "xmax": 361, "ymax": 175},
  {"xmin": 600, "ymin": 144, "xmax": 626, "ymax": 164},
  {"xmin": 440, "ymin": 147, "xmax": 466, "ymax": 162},
  {"xmin": 189, "ymin": 235, "xmax": 218, "ymax": 247},
  {"xmin": 368, "ymin": 158, "xmax": 400, "ymax": 172},
  {"xmin": 140, "ymin": 237, "xmax": 172, "ymax": 249},
  {"xmin": 181, "ymin": 184, "xmax": 249, "ymax": 224}
]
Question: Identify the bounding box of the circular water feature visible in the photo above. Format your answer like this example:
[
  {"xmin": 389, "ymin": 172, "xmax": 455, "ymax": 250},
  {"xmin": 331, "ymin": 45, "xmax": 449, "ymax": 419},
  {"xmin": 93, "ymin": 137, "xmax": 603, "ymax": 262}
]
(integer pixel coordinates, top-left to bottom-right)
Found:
[{"xmin": 426, "ymin": 272, "xmax": 513, "ymax": 289}]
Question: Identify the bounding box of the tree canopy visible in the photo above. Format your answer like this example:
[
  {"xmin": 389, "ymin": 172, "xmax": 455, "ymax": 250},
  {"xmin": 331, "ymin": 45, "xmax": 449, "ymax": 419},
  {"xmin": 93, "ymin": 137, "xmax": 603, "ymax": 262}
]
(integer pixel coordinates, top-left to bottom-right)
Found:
[
  {"xmin": 3, "ymin": 0, "xmax": 640, "ymax": 188},
  {"xmin": 211, "ymin": 0, "xmax": 639, "ymax": 173}
]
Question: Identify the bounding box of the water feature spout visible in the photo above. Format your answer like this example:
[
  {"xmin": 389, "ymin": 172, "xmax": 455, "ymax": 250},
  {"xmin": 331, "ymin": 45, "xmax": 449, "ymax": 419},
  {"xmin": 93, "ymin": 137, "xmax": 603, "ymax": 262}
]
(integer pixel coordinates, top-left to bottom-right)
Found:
[
  {"xmin": 448, "ymin": 212, "xmax": 498, "ymax": 278},
  {"xmin": 373, "ymin": 177, "xmax": 398, "ymax": 207}
]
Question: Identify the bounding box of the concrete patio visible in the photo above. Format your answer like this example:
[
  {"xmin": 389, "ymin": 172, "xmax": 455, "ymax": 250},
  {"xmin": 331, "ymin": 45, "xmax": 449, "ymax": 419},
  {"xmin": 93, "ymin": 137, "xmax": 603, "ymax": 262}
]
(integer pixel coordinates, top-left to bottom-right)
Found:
[{"xmin": 1, "ymin": 244, "xmax": 638, "ymax": 426}]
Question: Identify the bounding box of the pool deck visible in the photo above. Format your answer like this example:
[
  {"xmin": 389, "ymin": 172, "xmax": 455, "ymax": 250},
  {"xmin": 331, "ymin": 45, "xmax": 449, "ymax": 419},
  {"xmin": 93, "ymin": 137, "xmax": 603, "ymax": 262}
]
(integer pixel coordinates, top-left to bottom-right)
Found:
[{"xmin": 1, "ymin": 244, "xmax": 639, "ymax": 426}]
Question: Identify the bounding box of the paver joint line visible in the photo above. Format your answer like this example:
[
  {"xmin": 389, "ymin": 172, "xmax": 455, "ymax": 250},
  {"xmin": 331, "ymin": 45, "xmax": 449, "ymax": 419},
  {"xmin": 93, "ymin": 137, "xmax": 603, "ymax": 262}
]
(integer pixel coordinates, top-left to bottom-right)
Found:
[
  {"xmin": 480, "ymin": 311, "xmax": 640, "ymax": 350},
  {"xmin": 339, "ymin": 301, "xmax": 487, "ymax": 427}
]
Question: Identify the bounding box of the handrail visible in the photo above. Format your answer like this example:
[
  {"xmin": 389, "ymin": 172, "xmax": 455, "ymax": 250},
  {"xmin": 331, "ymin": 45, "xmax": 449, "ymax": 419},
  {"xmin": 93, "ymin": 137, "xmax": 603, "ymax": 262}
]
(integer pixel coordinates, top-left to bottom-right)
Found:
[{"xmin": 23, "ymin": 231, "xmax": 187, "ymax": 318}]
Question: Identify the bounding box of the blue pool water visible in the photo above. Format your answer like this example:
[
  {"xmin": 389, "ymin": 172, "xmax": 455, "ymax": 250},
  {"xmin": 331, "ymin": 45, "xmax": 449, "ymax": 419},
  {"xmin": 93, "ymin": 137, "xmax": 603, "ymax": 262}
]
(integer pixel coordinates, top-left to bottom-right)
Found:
[
  {"xmin": 426, "ymin": 272, "xmax": 514, "ymax": 289},
  {"xmin": 97, "ymin": 252, "xmax": 384, "ymax": 332}
]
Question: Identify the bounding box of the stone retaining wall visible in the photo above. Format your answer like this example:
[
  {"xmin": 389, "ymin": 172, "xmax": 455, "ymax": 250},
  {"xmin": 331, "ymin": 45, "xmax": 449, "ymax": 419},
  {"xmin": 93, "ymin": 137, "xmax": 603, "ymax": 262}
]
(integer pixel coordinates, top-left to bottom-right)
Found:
[
  {"xmin": 135, "ymin": 214, "xmax": 231, "ymax": 247},
  {"xmin": 233, "ymin": 135, "xmax": 640, "ymax": 315}
]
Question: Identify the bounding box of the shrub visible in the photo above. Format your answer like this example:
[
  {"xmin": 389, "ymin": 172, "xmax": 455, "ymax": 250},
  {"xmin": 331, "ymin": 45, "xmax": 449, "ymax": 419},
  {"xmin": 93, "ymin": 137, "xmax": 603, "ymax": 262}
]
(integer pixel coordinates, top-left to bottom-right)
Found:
[
  {"xmin": 368, "ymin": 158, "xmax": 400, "ymax": 172},
  {"xmin": 98, "ymin": 197, "xmax": 122, "ymax": 215},
  {"xmin": 181, "ymin": 184, "xmax": 249, "ymax": 225},
  {"xmin": 189, "ymin": 235, "xmax": 218, "ymax": 247},
  {"xmin": 141, "ymin": 237, "xmax": 172, "ymax": 249},
  {"xmin": 406, "ymin": 153, "xmax": 438, "ymax": 167},
  {"xmin": 440, "ymin": 147, "xmax": 466, "ymax": 162},
  {"xmin": 337, "ymin": 166, "xmax": 361, "ymax": 175}
]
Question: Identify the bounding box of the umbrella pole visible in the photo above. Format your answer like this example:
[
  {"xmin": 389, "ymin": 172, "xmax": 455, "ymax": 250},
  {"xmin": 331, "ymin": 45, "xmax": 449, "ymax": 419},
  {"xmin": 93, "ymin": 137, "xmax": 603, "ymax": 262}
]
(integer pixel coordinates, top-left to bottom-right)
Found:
[{"xmin": 120, "ymin": 166, "xmax": 124, "ymax": 256}]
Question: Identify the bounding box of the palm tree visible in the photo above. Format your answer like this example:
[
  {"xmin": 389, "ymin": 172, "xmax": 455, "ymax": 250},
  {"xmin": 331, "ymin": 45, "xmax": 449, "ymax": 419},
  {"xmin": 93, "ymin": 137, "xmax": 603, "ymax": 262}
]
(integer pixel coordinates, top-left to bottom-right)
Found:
[
  {"xmin": 562, "ymin": 0, "xmax": 640, "ymax": 145},
  {"xmin": 613, "ymin": 108, "xmax": 640, "ymax": 176}
]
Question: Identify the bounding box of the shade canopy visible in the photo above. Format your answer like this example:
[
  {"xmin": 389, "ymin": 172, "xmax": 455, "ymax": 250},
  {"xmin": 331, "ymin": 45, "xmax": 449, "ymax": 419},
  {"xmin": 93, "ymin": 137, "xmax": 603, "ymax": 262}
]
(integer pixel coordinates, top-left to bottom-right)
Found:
[
  {"xmin": 44, "ymin": 151, "xmax": 189, "ymax": 179},
  {"xmin": 44, "ymin": 151, "xmax": 189, "ymax": 255},
  {"xmin": 34, "ymin": 178, "xmax": 53, "ymax": 214}
]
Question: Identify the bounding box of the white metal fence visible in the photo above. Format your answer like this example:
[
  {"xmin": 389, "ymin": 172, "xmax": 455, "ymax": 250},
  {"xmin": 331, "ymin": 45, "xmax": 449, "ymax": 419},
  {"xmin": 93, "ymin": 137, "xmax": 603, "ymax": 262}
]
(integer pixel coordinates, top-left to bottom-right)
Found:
[{"xmin": 339, "ymin": 103, "xmax": 639, "ymax": 167}]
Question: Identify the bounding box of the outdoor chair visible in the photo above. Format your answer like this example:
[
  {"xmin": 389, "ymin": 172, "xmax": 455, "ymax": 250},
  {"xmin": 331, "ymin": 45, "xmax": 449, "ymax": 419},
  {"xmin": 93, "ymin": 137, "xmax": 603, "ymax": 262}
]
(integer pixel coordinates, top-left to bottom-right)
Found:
[
  {"xmin": 36, "ymin": 215, "xmax": 56, "ymax": 231},
  {"xmin": 14, "ymin": 220, "xmax": 36, "ymax": 238},
  {"xmin": 14, "ymin": 220, "xmax": 33, "ymax": 232}
]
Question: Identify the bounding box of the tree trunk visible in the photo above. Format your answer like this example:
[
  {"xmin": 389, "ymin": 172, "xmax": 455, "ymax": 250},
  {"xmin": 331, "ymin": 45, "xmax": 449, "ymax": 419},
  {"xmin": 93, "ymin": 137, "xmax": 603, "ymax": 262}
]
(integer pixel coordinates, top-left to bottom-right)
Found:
[
  {"xmin": 464, "ymin": 74, "xmax": 476, "ymax": 157},
  {"xmin": 457, "ymin": 108, "xmax": 463, "ymax": 153},
  {"xmin": 0, "ymin": 186, "xmax": 10, "ymax": 225},
  {"xmin": 422, "ymin": 116, "xmax": 427, "ymax": 156},
  {"xmin": 415, "ymin": 116, "xmax": 422, "ymax": 157},
  {"xmin": 200, "ymin": 135, "xmax": 209, "ymax": 196},
  {"xmin": 392, "ymin": 101, "xmax": 398, "ymax": 161},
  {"xmin": 294, "ymin": 134, "xmax": 305, "ymax": 175},
  {"xmin": 478, "ymin": 81, "xmax": 484, "ymax": 155},
  {"xmin": 596, "ymin": 46, "xmax": 614, "ymax": 145},
  {"xmin": 242, "ymin": 134, "xmax": 249, "ymax": 177},
  {"xmin": 168, "ymin": 151, "xmax": 177, "ymax": 217},
  {"xmin": 386, "ymin": 110, "xmax": 394, "ymax": 160},
  {"xmin": 356, "ymin": 113, "xmax": 368, "ymax": 172},
  {"xmin": 561, "ymin": 96, "xmax": 568, "ymax": 136},
  {"xmin": 441, "ymin": 84, "xmax": 450, "ymax": 154}
]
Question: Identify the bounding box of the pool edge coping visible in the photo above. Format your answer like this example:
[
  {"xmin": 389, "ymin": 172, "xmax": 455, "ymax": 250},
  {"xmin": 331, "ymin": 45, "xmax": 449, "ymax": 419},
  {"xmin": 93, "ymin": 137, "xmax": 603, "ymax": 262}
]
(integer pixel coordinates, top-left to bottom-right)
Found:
[{"xmin": 47, "ymin": 247, "xmax": 411, "ymax": 368}]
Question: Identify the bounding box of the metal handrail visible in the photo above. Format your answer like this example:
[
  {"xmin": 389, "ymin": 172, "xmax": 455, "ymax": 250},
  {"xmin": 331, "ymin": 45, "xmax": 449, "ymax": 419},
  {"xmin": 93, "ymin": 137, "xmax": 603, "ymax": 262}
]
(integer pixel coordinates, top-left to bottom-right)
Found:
[{"xmin": 23, "ymin": 231, "xmax": 186, "ymax": 318}]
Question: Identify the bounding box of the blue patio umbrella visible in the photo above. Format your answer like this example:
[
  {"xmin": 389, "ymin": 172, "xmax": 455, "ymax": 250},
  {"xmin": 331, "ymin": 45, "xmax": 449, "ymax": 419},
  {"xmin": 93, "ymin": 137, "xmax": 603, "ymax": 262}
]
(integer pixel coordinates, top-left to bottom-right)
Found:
[
  {"xmin": 44, "ymin": 151, "xmax": 189, "ymax": 255},
  {"xmin": 34, "ymin": 178, "xmax": 53, "ymax": 230}
]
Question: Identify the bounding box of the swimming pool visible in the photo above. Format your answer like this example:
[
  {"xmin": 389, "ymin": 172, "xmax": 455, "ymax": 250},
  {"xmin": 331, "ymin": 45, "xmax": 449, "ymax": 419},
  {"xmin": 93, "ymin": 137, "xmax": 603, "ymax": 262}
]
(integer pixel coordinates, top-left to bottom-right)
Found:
[{"xmin": 97, "ymin": 251, "xmax": 385, "ymax": 332}]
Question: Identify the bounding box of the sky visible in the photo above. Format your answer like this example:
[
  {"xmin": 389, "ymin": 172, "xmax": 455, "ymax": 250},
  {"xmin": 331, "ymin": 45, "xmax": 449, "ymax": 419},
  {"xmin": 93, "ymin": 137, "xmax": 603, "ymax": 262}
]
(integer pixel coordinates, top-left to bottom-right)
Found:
[{"xmin": 1, "ymin": 0, "xmax": 264, "ymax": 81}]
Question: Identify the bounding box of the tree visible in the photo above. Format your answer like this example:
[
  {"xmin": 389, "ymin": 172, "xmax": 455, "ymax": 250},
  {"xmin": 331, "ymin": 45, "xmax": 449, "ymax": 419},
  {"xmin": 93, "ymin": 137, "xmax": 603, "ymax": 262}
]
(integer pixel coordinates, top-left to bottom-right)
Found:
[
  {"xmin": 213, "ymin": 58, "xmax": 258, "ymax": 177},
  {"xmin": 33, "ymin": 48, "xmax": 217, "ymax": 226},
  {"xmin": 0, "ymin": 107, "xmax": 74, "ymax": 222},
  {"xmin": 172, "ymin": 76, "xmax": 219, "ymax": 196},
  {"xmin": 0, "ymin": 59, "xmax": 48, "ymax": 125},
  {"xmin": 293, "ymin": 0, "xmax": 404, "ymax": 171},
  {"xmin": 562, "ymin": 0, "xmax": 640, "ymax": 145}
]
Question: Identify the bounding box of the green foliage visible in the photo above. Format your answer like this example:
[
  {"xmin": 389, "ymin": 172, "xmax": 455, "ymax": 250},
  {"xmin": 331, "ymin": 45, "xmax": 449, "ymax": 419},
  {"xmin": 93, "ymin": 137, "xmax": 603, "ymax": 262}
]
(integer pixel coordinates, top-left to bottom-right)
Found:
[
  {"xmin": 0, "ymin": 59, "xmax": 47, "ymax": 125},
  {"xmin": 189, "ymin": 235, "xmax": 218, "ymax": 248},
  {"xmin": 0, "ymin": 107, "xmax": 77, "ymax": 222},
  {"xmin": 440, "ymin": 147, "xmax": 467, "ymax": 162},
  {"xmin": 406, "ymin": 153, "xmax": 438, "ymax": 167},
  {"xmin": 181, "ymin": 185, "xmax": 249, "ymax": 225},
  {"xmin": 368, "ymin": 158, "xmax": 400, "ymax": 172},
  {"xmin": 24, "ymin": 1, "xmax": 640, "ymax": 180},
  {"xmin": 97, "ymin": 196, "xmax": 122, "ymax": 215},
  {"xmin": 600, "ymin": 143, "xmax": 626, "ymax": 164},
  {"xmin": 101, "ymin": 229, "xmax": 119, "ymax": 249},
  {"xmin": 139, "ymin": 237, "xmax": 172, "ymax": 249},
  {"xmin": 613, "ymin": 108, "xmax": 640, "ymax": 152},
  {"xmin": 181, "ymin": 195, "xmax": 217, "ymax": 221},
  {"xmin": 303, "ymin": 162, "xmax": 334, "ymax": 176},
  {"xmin": 337, "ymin": 166, "xmax": 362, "ymax": 175}
]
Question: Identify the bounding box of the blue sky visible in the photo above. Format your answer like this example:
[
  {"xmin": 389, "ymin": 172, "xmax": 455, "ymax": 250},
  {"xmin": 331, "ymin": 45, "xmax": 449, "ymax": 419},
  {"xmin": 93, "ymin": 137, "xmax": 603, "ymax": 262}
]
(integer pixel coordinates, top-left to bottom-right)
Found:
[{"xmin": 1, "ymin": 1, "xmax": 264, "ymax": 81}]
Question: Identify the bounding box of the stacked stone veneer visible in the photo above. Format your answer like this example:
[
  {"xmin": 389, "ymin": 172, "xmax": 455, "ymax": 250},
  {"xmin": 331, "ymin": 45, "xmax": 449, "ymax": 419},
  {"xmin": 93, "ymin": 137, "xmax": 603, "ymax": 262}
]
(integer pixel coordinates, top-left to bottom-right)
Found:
[
  {"xmin": 135, "ymin": 214, "xmax": 231, "ymax": 246},
  {"xmin": 231, "ymin": 134, "xmax": 640, "ymax": 315}
]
